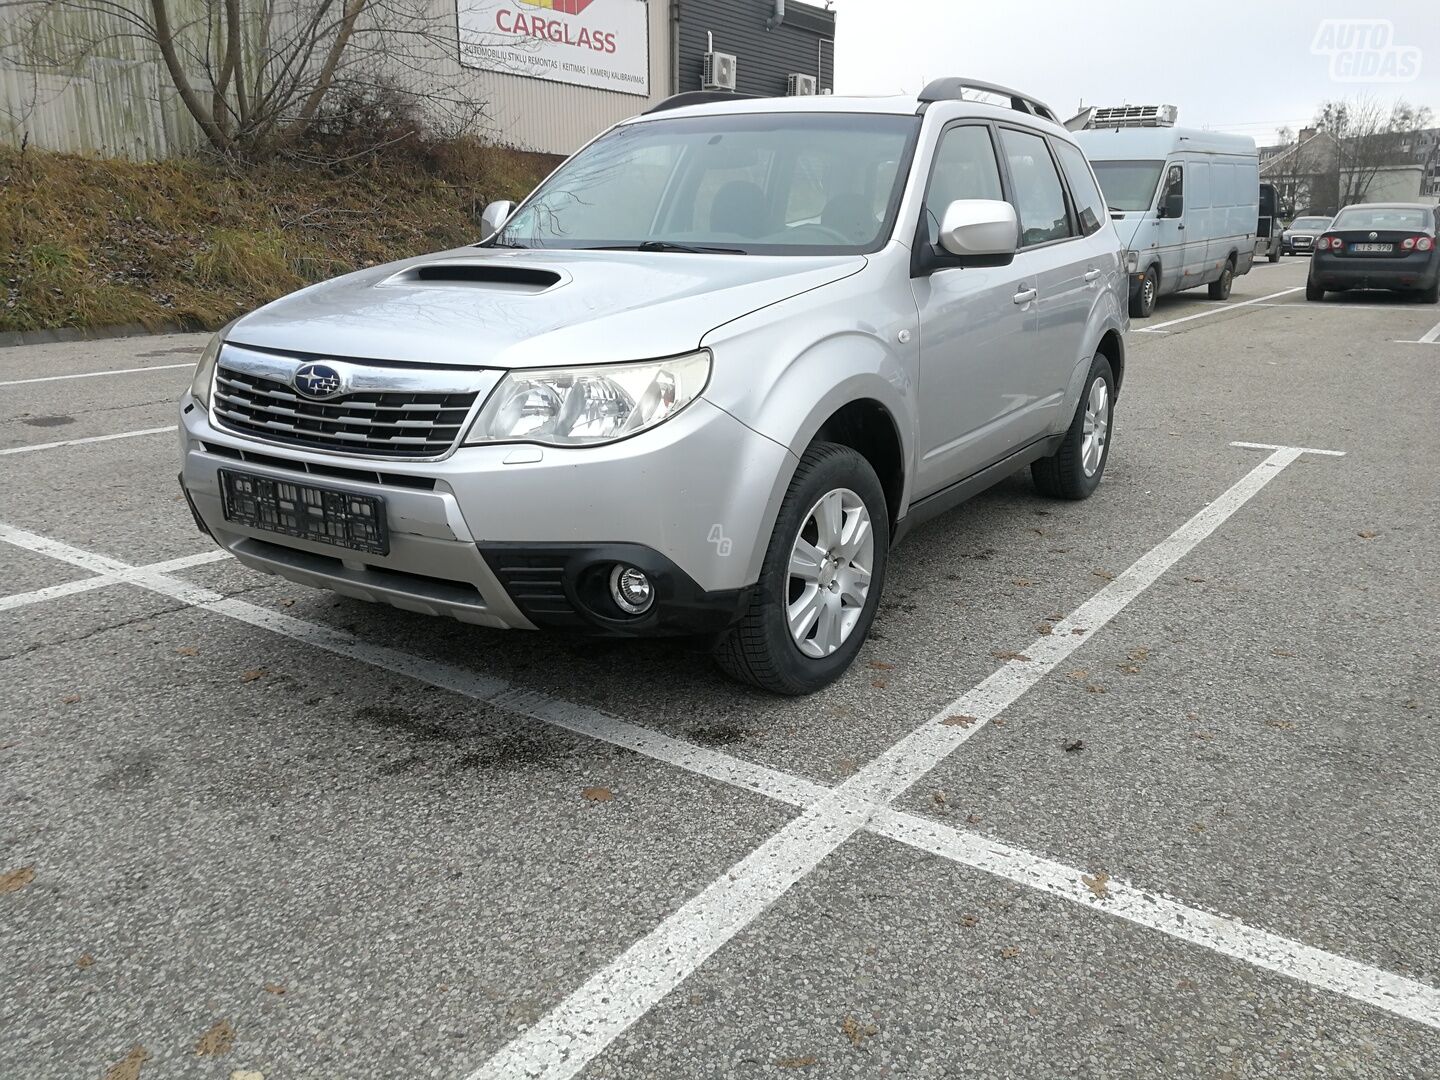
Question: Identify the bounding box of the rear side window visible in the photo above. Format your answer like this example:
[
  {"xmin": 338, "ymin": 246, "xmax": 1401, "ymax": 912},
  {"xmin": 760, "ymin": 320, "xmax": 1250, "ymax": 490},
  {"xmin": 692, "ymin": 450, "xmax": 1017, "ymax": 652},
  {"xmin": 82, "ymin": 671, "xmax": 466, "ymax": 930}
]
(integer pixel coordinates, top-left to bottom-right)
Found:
[
  {"xmin": 1053, "ymin": 140, "xmax": 1105, "ymax": 236},
  {"xmin": 999, "ymin": 128, "xmax": 1073, "ymax": 245},
  {"xmin": 922, "ymin": 125, "xmax": 1005, "ymax": 245}
]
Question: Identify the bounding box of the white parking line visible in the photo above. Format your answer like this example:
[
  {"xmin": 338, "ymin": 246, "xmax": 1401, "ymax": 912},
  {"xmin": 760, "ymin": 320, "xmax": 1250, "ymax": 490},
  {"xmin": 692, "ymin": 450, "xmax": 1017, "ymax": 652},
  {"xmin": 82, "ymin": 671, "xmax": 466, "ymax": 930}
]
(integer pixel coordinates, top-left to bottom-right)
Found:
[
  {"xmin": 462, "ymin": 445, "xmax": 1334, "ymax": 1080},
  {"xmin": 1231, "ymin": 440, "xmax": 1347, "ymax": 458},
  {"xmin": 0, "ymin": 363, "xmax": 193, "ymax": 387},
  {"xmin": 0, "ymin": 426, "xmax": 173, "ymax": 456},
  {"xmin": 1394, "ymin": 317, "xmax": 1440, "ymax": 345},
  {"xmin": 7, "ymin": 454, "xmax": 1437, "ymax": 1047},
  {"xmin": 0, "ymin": 550, "xmax": 229, "ymax": 612},
  {"xmin": 1134, "ymin": 287, "xmax": 1305, "ymax": 334}
]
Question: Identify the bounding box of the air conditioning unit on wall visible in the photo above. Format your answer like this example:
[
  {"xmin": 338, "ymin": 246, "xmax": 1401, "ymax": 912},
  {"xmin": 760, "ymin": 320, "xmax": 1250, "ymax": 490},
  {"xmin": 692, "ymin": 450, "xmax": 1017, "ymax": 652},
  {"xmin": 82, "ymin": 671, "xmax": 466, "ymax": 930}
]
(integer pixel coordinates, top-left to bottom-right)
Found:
[
  {"xmin": 703, "ymin": 51, "xmax": 738, "ymax": 91},
  {"xmin": 787, "ymin": 73, "xmax": 818, "ymax": 96}
]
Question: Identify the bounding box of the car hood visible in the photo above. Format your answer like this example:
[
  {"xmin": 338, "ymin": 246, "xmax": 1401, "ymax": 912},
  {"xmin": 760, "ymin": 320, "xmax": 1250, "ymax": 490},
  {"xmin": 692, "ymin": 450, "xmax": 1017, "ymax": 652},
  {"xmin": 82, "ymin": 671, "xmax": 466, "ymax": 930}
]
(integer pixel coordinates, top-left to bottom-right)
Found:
[
  {"xmin": 226, "ymin": 246, "xmax": 867, "ymax": 369},
  {"xmin": 1108, "ymin": 215, "xmax": 1147, "ymax": 252}
]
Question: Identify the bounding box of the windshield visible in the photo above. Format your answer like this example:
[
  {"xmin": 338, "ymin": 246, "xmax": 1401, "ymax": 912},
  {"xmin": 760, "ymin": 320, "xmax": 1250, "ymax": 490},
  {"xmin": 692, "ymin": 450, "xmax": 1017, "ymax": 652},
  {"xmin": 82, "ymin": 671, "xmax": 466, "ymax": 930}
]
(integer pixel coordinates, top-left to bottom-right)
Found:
[
  {"xmin": 1089, "ymin": 160, "xmax": 1165, "ymax": 212},
  {"xmin": 1330, "ymin": 207, "xmax": 1431, "ymax": 232},
  {"xmin": 494, "ymin": 112, "xmax": 919, "ymax": 255},
  {"xmin": 1290, "ymin": 217, "xmax": 1331, "ymax": 231}
]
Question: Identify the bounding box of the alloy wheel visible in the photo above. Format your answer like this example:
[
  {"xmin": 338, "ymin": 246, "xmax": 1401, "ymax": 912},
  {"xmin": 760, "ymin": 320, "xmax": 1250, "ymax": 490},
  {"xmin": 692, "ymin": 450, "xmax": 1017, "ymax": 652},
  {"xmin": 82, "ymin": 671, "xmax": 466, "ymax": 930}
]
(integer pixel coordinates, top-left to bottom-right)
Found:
[
  {"xmin": 786, "ymin": 488, "xmax": 875, "ymax": 658},
  {"xmin": 1081, "ymin": 378, "xmax": 1110, "ymax": 478}
]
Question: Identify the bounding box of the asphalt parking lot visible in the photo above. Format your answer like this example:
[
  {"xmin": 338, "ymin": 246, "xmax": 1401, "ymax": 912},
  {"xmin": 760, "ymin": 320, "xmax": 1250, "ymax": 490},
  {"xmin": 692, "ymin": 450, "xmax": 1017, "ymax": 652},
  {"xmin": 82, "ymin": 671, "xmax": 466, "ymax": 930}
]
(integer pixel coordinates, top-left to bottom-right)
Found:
[{"xmin": 4, "ymin": 256, "xmax": 1440, "ymax": 1080}]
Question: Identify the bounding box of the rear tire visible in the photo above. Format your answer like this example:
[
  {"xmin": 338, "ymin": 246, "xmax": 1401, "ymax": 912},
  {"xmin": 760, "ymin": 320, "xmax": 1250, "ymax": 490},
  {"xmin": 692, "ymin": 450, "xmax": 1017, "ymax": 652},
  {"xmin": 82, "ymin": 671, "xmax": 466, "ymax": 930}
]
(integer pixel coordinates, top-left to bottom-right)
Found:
[
  {"xmin": 1032, "ymin": 354, "xmax": 1115, "ymax": 502},
  {"xmin": 1268, "ymin": 246, "xmax": 1281, "ymax": 263},
  {"xmin": 1129, "ymin": 266, "xmax": 1158, "ymax": 318},
  {"xmin": 1420, "ymin": 280, "xmax": 1440, "ymax": 304},
  {"xmin": 1208, "ymin": 258, "xmax": 1235, "ymax": 299},
  {"xmin": 1306, "ymin": 278, "xmax": 1325, "ymax": 302},
  {"xmin": 712, "ymin": 442, "xmax": 889, "ymax": 696}
]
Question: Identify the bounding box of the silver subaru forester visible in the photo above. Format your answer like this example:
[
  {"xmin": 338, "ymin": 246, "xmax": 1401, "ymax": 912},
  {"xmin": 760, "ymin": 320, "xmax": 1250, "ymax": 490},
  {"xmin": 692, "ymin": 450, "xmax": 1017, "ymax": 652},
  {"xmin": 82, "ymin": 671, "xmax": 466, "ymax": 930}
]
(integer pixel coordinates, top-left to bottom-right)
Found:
[{"xmin": 178, "ymin": 78, "xmax": 1128, "ymax": 695}]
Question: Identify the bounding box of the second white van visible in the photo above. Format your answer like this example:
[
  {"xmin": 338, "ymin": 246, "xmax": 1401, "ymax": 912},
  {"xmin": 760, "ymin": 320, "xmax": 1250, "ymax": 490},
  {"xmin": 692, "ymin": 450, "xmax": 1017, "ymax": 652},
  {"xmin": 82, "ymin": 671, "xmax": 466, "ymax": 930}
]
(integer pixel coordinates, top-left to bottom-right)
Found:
[{"xmin": 1076, "ymin": 127, "xmax": 1260, "ymax": 317}]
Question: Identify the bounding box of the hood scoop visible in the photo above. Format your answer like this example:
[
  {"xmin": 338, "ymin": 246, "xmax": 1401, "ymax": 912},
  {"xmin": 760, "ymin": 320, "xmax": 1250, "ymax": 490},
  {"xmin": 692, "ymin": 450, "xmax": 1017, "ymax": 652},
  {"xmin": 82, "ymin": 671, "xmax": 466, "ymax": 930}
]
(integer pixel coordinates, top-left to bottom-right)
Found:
[{"xmin": 385, "ymin": 261, "xmax": 565, "ymax": 293}]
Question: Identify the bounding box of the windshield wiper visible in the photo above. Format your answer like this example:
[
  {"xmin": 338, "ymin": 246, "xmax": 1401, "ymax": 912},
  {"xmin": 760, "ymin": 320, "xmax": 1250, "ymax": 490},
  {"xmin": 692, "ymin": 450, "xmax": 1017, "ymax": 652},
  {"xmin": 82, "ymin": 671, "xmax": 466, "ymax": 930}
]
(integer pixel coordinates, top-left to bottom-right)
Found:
[{"xmin": 596, "ymin": 241, "xmax": 749, "ymax": 255}]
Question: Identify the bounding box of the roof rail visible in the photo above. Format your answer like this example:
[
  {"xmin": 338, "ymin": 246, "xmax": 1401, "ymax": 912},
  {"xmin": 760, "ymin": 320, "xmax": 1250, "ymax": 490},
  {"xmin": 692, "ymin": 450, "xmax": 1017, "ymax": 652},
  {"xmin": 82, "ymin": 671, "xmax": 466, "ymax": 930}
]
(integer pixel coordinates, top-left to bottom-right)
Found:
[
  {"xmin": 644, "ymin": 91, "xmax": 761, "ymax": 115},
  {"xmin": 916, "ymin": 78, "xmax": 1060, "ymax": 124}
]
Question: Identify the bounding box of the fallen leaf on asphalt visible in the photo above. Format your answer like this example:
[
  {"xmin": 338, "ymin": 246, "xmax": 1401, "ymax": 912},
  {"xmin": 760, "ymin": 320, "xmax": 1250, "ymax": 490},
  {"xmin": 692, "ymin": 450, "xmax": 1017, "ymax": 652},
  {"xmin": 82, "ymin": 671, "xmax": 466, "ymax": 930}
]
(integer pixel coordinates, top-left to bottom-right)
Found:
[
  {"xmin": 1128, "ymin": 647, "xmax": 1149, "ymax": 662},
  {"xmin": 1029, "ymin": 527, "xmax": 1045, "ymax": 536},
  {"xmin": 991, "ymin": 651, "xmax": 1031, "ymax": 662},
  {"xmin": 77, "ymin": 953, "xmax": 95, "ymax": 969},
  {"xmin": 867, "ymin": 660, "xmax": 895, "ymax": 670},
  {"xmin": 1184, "ymin": 576, "xmax": 1206, "ymax": 584},
  {"xmin": 240, "ymin": 669, "xmax": 265, "ymax": 682},
  {"xmin": 1071, "ymin": 627, "xmax": 1088, "ymax": 636},
  {"xmin": 104, "ymin": 1047, "xmax": 150, "ymax": 1080},
  {"xmin": 1036, "ymin": 622, "xmax": 1054, "ymax": 636},
  {"xmin": 871, "ymin": 679, "xmax": 888, "ymax": 689},
  {"xmin": 1402, "ymin": 699, "xmax": 1419, "ymax": 710},
  {"xmin": 960, "ymin": 913, "xmax": 979, "ymax": 927},
  {"xmin": 278, "ymin": 598, "xmax": 296, "ymax": 608},
  {"xmin": 0, "ymin": 866, "xmax": 35, "ymax": 893},
  {"xmin": 990, "ymin": 717, "xmax": 1006, "ymax": 727},
  {"xmin": 1066, "ymin": 669, "xmax": 1088, "ymax": 680},
  {"xmin": 1049, "ymin": 547, "xmax": 1071, "ymax": 554},
  {"xmin": 999, "ymin": 946, "xmax": 1020, "ymax": 960},
  {"xmin": 840, "ymin": 1015, "xmax": 878, "ymax": 1046},
  {"xmin": 1092, "ymin": 569, "xmax": 1115, "ymax": 581},
  {"xmin": 941, "ymin": 714, "xmax": 978, "ymax": 727},
  {"xmin": 262, "ymin": 983, "xmax": 286, "ymax": 995},
  {"xmin": 1176, "ymin": 978, "xmax": 1197, "ymax": 991},
  {"xmin": 1267, "ymin": 718, "xmax": 1296, "ymax": 731},
  {"xmin": 176, "ymin": 646, "xmax": 199, "ymax": 657},
  {"xmin": 932, "ymin": 790, "xmax": 946, "ymax": 806},
  {"xmin": 1358, "ymin": 530, "xmax": 1379, "ymax": 540},
  {"xmin": 1192, "ymin": 731, "xmax": 1213, "ymax": 741},
  {"xmin": 1085, "ymin": 685, "xmax": 1107, "ymax": 694},
  {"xmin": 230, "ymin": 1072, "xmax": 264, "ymax": 1080},
  {"xmin": 1047, "ymin": 613, "xmax": 1066, "ymax": 621},
  {"xmin": 1063, "ymin": 739, "xmax": 1085, "ymax": 752},
  {"xmin": 61, "ymin": 694, "xmax": 82, "ymax": 704},
  {"xmin": 1271, "ymin": 649, "xmax": 1296, "ymax": 658},
  {"xmin": 835, "ymin": 758, "xmax": 858, "ymax": 777},
  {"xmin": 1012, "ymin": 579, "xmax": 1033, "ymax": 587},
  {"xmin": 776, "ymin": 1055, "xmax": 818, "ymax": 1069},
  {"xmin": 1082, "ymin": 871, "xmax": 1111, "ymax": 899},
  {"xmin": 1119, "ymin": 664, "xmax": 1141, "ymax": 675},
  {"xmin": 195, "ymin": 1019, "xmax": 236, "ymax": 1056},
  {"xmin": 581, "ymin": 786, "xmax": 614, "ymax": 802},
  {"xmin": 966, "ymin": 813, "xmax": 981, "ymax": 825}
]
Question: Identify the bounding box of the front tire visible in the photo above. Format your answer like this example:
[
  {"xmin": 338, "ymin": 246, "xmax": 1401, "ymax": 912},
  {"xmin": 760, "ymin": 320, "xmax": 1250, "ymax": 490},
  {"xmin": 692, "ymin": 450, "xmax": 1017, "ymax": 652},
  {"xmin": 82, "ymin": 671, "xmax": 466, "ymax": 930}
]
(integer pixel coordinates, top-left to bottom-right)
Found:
[
  {"xmin": 712, "ymin": 442, "xmax": 889, "ymax": 695},
  {"xmin": 1031, "ymin": 354, "xmax": 1115, "ymax": 501},
  {"xmin": 1268, "ymin": 246, "xmax": 1281, "ymax": 264},
  {"xmin": 1130, "ymin": 266, "xmax": 1158, "ymax": 318},
  {"xmin": 1208, "ymin": 258, "xmax": 1235, "ymax": 299}
]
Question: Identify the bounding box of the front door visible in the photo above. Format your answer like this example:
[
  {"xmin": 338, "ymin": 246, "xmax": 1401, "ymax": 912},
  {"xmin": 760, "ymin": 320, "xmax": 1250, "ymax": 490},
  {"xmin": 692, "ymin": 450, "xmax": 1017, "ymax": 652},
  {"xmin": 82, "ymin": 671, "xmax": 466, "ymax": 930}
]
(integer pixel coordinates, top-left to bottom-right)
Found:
[{"xmin": 909, "ymin": 123, "xmax": 1031, "ymax": 498}]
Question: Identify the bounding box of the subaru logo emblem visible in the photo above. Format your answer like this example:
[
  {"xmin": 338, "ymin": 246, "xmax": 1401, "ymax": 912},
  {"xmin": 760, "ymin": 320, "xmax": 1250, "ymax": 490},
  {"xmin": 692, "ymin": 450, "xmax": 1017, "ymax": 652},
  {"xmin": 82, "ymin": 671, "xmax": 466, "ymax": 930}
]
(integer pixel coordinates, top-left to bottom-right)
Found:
[{"xmin": 293, "ymin": 362, "xmax": 345, "ymax": 399}]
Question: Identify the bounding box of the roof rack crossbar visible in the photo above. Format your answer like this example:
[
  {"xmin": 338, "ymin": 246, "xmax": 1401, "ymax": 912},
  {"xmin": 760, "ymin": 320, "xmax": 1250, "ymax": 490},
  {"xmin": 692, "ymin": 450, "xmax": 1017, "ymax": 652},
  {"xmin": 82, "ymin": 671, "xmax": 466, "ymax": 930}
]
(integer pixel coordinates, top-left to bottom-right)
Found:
[
  {"xmin": 916, "ymin": 78, "xmax": 1059, "ymax": 124},
  {"xmin": 644, "ymin": 91, "xmax": 761, "ymax": 115}
]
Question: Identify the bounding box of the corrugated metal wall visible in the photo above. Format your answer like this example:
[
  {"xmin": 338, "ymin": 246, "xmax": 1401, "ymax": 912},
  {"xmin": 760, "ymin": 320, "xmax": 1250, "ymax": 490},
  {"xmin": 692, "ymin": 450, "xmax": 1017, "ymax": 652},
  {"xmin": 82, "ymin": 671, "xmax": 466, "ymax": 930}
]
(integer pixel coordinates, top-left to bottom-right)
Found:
[
  {"xmin": 676, "ymin": 0, "xmax": 834, "ymax": 99},
  {"xmin": 0, "ymin": 0, "xmax": 673, "ymax": 160}
]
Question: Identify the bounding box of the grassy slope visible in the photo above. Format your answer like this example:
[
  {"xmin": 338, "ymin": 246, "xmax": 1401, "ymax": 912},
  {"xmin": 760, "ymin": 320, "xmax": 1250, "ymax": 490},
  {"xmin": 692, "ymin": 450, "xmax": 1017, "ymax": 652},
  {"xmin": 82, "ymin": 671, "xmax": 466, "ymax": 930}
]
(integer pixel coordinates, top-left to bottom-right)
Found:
[{"xmin": 0, "ymin": 145, "xmax": 553, "ymax": 334}]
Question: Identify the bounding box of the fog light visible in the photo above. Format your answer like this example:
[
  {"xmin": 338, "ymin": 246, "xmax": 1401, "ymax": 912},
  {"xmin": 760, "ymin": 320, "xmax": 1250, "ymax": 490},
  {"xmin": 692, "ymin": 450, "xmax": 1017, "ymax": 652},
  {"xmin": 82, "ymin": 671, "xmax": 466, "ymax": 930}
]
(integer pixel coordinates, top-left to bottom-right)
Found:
[{"xmin": 610, "ymin": 565, "xmax": 654, "ymax": 615}]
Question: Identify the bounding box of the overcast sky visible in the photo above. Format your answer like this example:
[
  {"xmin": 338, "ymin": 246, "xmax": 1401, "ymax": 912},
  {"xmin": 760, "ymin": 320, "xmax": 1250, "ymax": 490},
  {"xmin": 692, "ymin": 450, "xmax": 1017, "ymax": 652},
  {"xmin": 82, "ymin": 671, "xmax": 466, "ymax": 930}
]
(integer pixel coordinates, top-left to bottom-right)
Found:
[{"xmin": 831, "ymin": 0, "xmax": 1440, "ymax": 145}]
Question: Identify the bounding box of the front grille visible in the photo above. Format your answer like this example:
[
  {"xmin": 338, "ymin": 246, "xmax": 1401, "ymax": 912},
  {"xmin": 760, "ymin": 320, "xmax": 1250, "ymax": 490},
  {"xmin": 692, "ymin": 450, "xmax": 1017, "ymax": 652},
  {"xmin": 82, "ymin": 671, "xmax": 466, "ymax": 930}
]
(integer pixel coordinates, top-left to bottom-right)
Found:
[
  {"xmin": 213, "ymin": 364, "xmax": 479, "ymax": 459},
  {"xmin": 1292, "ymin": 237, "xmax": 1314, "ymax": 247}
]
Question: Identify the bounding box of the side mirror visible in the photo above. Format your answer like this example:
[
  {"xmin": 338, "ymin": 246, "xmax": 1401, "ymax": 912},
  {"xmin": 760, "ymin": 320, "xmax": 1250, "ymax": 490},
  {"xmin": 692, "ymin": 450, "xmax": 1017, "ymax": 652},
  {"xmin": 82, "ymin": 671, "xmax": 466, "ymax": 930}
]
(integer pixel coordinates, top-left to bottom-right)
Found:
[
  {"xmin": 937, "ymin": 199, "xmax": 1019, "ymax": 261},
  {"xmin": 480, "ymin": 200, "xmax": 515, "ymax": 241}
]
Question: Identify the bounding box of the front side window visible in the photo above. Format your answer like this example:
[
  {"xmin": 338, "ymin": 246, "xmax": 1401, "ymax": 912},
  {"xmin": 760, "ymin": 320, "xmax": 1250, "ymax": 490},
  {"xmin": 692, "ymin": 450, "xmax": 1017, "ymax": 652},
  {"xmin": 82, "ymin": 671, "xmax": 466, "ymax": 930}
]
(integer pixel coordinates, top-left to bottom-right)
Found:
[
  {"xmin": 1159, "ymin": 164, "xmax": 1185, "ymax": 217},
  {"xmin": 494, "ymin": 113, "xmax": 920, "ymax": 255},
  {"xmin": 1089, "ymin": 160, "xmax": 1164, "ymax": 212},
  {"xmin": 1053, "ymin": 140, "xmax": 1105, "ymax": 235},
  {"xmin": 922, "ymin": 125, "xmax": 1004, "ymax": 245},
  {"xmin": 998, "ymin": 128, "xmax": 1073, "ymax": 246}
]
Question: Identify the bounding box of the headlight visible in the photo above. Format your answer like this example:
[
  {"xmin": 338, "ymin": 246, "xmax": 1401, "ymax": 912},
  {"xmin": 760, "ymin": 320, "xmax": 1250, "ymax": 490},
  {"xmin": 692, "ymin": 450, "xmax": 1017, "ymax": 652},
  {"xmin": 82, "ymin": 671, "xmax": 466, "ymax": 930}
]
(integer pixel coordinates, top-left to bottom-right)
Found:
[
  {"xmin": 189, "ymin": 329, "xmax": 225, "ymax": 409},
  {"xmin": 1124, "ymin": 249, "xmax": 1139, "ymax": 272},
  {"xmin": 465, "ymin": 351, "xmax": 711, "ymax": 447}
]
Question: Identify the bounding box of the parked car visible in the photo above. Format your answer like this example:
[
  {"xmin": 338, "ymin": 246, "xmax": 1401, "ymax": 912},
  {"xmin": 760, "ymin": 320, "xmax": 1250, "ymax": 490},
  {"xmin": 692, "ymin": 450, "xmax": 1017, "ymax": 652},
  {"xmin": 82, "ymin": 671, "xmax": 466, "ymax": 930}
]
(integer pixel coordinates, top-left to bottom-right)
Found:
[
  {"xmin": 1307, "ymin": 203, "xmax": 1440, "ymax": 303},
  {"xmin": 1282, "ymin": 215, "xmax": 1333, "ymax": 255},
  {"xmin": 1077, "ymin": 126, "xmax": 1260, "ymax": 317},
  {"xmin": 177, "ymin": 79, "xmax": 1128, "ymax": 695}
]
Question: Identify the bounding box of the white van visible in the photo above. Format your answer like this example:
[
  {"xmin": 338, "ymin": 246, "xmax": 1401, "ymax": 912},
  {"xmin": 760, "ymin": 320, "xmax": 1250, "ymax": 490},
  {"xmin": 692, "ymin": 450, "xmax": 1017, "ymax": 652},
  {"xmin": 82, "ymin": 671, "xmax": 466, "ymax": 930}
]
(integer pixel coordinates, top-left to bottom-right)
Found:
[{"xmin": 1075, "ymin": 128, "xmax": 1260, "ymax": 317}]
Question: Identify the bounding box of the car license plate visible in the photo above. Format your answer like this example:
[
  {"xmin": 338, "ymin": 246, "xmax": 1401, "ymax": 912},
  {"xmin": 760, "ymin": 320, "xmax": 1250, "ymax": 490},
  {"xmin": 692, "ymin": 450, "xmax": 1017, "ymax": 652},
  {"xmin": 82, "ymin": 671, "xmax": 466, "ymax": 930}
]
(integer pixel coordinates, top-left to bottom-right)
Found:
[
  {"xmin": 1352, "ymin": 243, "xmax": 1392, "ymax": 253},
  {"xmin": 219, "ymin": 469, "xmax": 388, "ymax": 555}
]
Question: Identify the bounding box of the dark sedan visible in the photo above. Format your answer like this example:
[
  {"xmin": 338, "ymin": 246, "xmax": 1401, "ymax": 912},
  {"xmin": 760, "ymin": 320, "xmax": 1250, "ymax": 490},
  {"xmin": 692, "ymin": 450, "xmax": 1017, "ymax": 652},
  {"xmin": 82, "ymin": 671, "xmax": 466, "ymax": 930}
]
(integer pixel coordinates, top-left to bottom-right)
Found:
[{"xmin": 1307, "ymin": 203, "xmax": 1440, "ymax": 303}]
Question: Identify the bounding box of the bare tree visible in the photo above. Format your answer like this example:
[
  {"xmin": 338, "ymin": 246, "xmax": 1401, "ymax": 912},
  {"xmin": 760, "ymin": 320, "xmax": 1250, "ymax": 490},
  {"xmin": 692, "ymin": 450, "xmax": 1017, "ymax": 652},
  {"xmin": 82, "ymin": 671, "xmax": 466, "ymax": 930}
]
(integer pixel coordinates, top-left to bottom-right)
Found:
[
  {"xmin": 2, "ymin": 0, "xmax": 517, "ymax": 156},
  {"xmin": 1314, "ymin": 95, "xmax": 1428, "ymax": 207}
]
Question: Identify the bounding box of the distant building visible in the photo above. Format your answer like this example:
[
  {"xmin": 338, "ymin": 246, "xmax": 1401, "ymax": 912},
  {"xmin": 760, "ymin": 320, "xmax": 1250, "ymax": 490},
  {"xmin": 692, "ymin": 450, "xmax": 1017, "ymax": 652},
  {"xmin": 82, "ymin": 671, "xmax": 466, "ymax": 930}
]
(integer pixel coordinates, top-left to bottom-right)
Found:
[{"xmin": 1259, "ymin": 124, "xmax": 1434, "ymax": 215}]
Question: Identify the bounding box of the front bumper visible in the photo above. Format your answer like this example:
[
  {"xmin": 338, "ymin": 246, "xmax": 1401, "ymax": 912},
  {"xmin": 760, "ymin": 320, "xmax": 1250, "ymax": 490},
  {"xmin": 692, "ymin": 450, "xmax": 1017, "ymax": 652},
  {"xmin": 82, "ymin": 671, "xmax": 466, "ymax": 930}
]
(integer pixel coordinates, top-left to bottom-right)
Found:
[
  {"xmin": 1310, "ymin": 252, "xmax": 1439, "ymax": 291},
  {"xmin": 178, "ymin": 394, "xmax": 792, "ymax": 634}
]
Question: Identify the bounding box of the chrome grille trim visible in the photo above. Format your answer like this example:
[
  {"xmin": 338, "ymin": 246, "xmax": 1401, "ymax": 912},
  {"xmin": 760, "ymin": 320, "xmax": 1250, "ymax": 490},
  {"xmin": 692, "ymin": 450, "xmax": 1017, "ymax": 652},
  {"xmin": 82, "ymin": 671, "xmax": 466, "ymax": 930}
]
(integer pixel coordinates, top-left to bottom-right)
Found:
[{"xmin": 210, "ymin": 345, "xmax": 500, "ymax": 461}]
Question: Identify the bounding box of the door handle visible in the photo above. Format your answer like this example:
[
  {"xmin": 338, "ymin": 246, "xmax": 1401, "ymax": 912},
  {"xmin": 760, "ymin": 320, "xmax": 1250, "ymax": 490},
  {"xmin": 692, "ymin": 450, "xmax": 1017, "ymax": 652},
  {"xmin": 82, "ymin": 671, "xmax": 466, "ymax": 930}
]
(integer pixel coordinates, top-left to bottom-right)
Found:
[
  {"xmin": 1083, "ymin": 269, "xmax": 1102, "ymax": 284},
  {"xmin": 1177, "ymin": 224, "xmax": 1186, "ymax": 230},
  {"xmin": 1013, "ymin": 287, "xmax": 1037, "ymax": 305}
]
